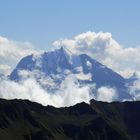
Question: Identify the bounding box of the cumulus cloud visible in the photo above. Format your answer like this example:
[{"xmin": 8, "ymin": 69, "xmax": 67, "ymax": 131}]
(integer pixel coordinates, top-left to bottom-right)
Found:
[
  {"xmin": 53, "ymin": 31, "xmax": 140, "ymax": 78},
  {"xmin": 96, "ymin": 86, "xmax": 118, "ymax": 102},
  {"xmin": 0, "ymin": 68, "xmax": 118, "ymax": 107},
  {"xmin": 128, "ymin": 77, "xmax": 140, "ymax": 100},
  {"xmin": 73, "ymin": 66, "xmax": 92, "ymax": 81},
  {"xmin": 0, "ymin": 36, "xmax": 39, "ymax": 75},
  {"xmin": 0, "ymin": 64, "xmax": 11, "ymax": 75},
  {"xmin": 0, "ymin": 72, "xmax": 93, "ymax": 107}
]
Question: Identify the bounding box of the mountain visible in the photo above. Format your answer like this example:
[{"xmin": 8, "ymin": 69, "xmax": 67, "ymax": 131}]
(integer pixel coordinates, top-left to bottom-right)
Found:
[
  {"xmin": 126, "ymin": 72, "xmax": 138, "ymax": 86},
  {"xmin": 10, "ymin": 47, "xmax": 131, "ymax": 100},
  {"xmin": 0, "ymin": 98, "xmax": 140, "ymax": 140}
]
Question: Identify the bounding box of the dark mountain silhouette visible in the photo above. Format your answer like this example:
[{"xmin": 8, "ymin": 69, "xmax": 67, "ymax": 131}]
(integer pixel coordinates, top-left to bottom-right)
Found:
[{"xmin": 0, "ymin": 98, "xmax": 140, "ymax": 140}]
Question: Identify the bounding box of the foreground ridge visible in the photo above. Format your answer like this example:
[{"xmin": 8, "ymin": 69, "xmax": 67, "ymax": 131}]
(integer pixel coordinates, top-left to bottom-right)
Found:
[{"xmin": 0, "ymin": 98, "xmax": 140, "ymax": 140}]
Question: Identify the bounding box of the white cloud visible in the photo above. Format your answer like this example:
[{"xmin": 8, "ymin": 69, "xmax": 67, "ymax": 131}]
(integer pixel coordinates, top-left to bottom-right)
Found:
[
  {"xmin": 0, "ymin": 68, "xmax": 118, "ymax": 106},
  {"xmin": 73, "ymin": 66, "xmax": 92, "ymax": 81},
  {"xmin": 96, "ymin": 86, "xmax": 117, "ymax": 102},
  {"xmin": 53, "ymin": 31, "xmax": 140, "ymax": 78},
  {"xmin": 0, "ymin": 72, "xmax": 93, "ymax": 107},
  {"xmin": 75, "ymin": 72, "xmax": 92, "ymax": 81},
  {"xmin": 0, "ymin": 36, "xmax": 39, "ymax": 75},
  {"xmin": 128, "ymin": 77, "xmax": 140, "ymax": 100},
  {"xmin": 0, "ymin": 64, "xmax": 11, "ymax": 75}
]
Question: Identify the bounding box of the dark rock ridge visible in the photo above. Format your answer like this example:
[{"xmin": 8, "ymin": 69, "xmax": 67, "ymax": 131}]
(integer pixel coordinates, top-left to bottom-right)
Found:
[{"xmin": 0, "ymin": 98, "xmax": 140, "ymax": 140}]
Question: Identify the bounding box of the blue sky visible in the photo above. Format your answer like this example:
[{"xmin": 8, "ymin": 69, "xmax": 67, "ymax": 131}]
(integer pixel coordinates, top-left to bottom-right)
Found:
[
  {"xmin": 1, "ymin": 0, "xmax": 140, "ymax": 104},
  {"xmin": 0, "ymin": 0, "xmax": 139, "ymax": 49}
]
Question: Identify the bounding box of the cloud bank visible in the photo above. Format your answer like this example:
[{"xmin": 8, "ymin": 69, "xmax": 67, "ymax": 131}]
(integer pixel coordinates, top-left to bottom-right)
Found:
[
  {"xmin": 53, "ymin": 31, "xmax": 140, "ymax": 78},
  {"xmin": 0, "ymin": 74, "xmax": 92, "ymax": 107},
  {"xmin": 0, "ymin": 36, "xmax": 38, "ymax": 75},
  {"xmin": 129, "ymin": 77, "xmax": 140, "ymax": 101},
  {"xmin": 96, "ymin": 86, "xmax": 117, "ymax": 102},
  {"xmin": 0, "ymin": 69, "xmax": 118, "ymax": 107}
]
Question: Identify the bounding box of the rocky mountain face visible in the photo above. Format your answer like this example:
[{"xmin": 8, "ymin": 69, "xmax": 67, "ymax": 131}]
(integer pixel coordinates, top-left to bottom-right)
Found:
[{"xmin": 9, "ymin": 47, "xmax": 131, "ymax": 100}]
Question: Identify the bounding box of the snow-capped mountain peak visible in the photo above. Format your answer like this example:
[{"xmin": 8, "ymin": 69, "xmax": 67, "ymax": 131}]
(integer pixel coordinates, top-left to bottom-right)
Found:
[{"xmin": 9, "ymin": 47, "xmax": 132, "ymax": 100}]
